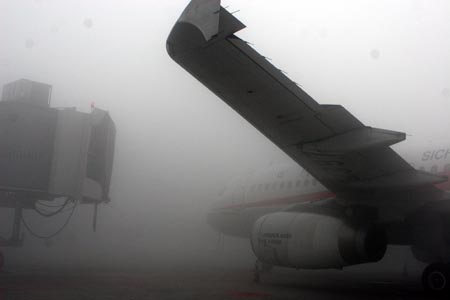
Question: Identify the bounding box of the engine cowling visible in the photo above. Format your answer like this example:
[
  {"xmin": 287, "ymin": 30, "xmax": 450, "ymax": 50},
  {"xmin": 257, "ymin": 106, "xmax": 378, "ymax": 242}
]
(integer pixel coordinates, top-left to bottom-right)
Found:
[{"xmin": 250, "ymin": 212, "xmax": 387, "ymax": 269}]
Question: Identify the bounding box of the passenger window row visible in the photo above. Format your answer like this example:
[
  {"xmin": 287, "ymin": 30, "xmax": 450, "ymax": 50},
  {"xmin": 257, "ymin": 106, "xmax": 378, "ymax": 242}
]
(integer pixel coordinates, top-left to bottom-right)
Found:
[
  {"xmin": 227, "ymin": 164, "xmax": 450, "ymax": 198},
  {"xmin": 248, "ymin": 178, "xmax": 318, "ymax": 193}
]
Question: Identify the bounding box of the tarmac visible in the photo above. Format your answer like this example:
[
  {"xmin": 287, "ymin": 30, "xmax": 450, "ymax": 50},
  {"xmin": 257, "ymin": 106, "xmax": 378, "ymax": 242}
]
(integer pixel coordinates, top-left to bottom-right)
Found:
[{"xmin": 0, "ymin": 266, "xmax": 429, "ymax": 300}]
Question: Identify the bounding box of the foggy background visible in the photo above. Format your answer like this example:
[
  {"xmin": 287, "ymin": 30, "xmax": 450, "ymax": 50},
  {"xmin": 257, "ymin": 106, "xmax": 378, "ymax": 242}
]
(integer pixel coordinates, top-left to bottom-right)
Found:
[{"xmin": 0, "ymin": 0, "xmax": 449, "ymax": 275}]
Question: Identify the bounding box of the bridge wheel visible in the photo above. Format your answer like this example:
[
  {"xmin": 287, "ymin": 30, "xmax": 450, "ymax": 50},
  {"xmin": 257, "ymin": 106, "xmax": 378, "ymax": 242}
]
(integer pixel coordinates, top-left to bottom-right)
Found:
[{"xmin": 422, "ymin": 263, "xmax": 450, "ymax": 295}]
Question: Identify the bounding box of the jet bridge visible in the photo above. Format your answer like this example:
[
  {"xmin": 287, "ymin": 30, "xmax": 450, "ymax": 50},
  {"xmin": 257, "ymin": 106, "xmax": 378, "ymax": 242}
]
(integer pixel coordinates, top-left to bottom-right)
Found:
[{"xmin": 0, "ymin": 79, "xmax": 115, "ymax": 265}]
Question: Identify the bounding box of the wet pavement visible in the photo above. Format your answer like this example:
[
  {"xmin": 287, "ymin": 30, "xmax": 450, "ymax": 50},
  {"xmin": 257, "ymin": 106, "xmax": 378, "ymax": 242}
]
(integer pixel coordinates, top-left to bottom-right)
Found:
[{"xmin": 0, "ymin": 267, "xmax": 429, "ymax": 300}]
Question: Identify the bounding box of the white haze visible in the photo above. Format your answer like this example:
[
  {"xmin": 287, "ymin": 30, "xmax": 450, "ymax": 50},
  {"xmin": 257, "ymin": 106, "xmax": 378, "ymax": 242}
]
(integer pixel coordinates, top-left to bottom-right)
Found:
[{"xmin": 0, "ymin": 0, "xmax": 449, "ymax": 272}]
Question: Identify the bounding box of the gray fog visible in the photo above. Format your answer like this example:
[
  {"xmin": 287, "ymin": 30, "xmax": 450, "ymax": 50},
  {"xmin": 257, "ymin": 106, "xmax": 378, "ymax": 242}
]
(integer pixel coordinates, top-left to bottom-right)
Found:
[{"xmin": 0, "ymin": 0, "xmax": 449, "ymax": 276}]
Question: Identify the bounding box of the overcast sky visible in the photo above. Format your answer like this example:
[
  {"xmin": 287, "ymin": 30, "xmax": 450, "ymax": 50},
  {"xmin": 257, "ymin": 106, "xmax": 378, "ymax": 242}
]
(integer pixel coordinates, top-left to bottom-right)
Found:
[{"xmin": 1, "ymin": 0, "xmax": 450, "ymax": 268}]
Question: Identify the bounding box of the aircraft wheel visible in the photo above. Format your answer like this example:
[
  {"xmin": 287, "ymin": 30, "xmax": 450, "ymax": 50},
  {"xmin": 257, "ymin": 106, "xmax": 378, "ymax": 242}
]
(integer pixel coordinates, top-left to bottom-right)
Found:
[
  {"xmin": 422, "ymin": 263, "xmax": 450, "ymax": 295},
  {"xmin": 253, "ymin": 260, "xmax": 261, "ymax": 283}
]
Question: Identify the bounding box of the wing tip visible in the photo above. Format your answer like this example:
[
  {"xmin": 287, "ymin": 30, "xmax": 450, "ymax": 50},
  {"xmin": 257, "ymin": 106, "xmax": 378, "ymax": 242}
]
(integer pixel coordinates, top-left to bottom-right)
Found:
[{"xmin": 167, "ymin": 0, "xmax": 245, "ymax": 60}]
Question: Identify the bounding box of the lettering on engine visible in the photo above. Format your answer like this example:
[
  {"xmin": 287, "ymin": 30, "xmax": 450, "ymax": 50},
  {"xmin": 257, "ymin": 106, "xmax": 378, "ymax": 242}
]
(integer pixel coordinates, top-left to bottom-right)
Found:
[{"xmin": 260, "ymin": 232, "xmax": 292, "ymax": 245}]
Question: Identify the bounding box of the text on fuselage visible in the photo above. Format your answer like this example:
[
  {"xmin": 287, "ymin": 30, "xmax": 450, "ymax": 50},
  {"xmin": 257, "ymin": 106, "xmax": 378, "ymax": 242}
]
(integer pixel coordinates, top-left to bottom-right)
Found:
[{"xmin": 422, "ymin": 149, "xmax": 450, "ymax": 161}]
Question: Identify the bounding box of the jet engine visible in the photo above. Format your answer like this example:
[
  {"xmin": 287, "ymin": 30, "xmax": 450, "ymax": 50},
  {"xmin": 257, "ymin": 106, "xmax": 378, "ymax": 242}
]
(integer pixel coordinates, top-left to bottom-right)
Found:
[{"xmin": 250, "ymin": 212, "xmax": 387, "ymax": 269}]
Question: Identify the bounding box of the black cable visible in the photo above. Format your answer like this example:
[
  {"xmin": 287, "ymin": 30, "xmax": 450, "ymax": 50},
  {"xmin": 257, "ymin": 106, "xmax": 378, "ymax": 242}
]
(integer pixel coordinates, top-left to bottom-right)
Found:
[
  {"xmin": 21, "ymin": 200, "xmax": 78, "ymax": 240},
  {"xmin": 36, "ymin": 205, "xmax": 76, "ymax": 215},
  {"xmin": 36, "ymin": 200, "xmax": 68, "ymax": 208},
  {"xmin": 33, "ymin": 198, "xmax": 71, "ymax": 217},
  {"xmin": 33, "ymin": 206, "xmax": 53, "ymax": 215},
  {"xmin": 60, "ymin": 204, "xmax": 77, "ymax": 214},
  {"xmin": 39, "ymin": 203, "xmax": 76, "ymax": 215}
]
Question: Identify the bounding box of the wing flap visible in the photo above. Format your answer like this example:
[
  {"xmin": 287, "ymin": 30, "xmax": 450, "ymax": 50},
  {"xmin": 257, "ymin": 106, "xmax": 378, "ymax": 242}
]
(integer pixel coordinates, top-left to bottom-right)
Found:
[{"xmin": 303, "ymin": 127, "xmax": 406, "ymax": 154}]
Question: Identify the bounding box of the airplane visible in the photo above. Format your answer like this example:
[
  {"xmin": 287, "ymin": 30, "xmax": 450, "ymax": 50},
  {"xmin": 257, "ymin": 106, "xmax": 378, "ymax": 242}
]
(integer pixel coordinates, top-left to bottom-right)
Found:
[{"xmin": 167, "ymin": 0, "xmax": 450, "ymax": 295}]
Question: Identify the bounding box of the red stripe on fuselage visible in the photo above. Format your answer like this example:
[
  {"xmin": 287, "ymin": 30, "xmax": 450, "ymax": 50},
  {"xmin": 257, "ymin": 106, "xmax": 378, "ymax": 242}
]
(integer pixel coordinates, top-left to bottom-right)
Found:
[
  {"xmin": 217, "ymin": 171, "xmax": 450, "ymax": 211},
  {"xmin": 220, "ymin": 191, "xmax": 335, "ymax": 210}
]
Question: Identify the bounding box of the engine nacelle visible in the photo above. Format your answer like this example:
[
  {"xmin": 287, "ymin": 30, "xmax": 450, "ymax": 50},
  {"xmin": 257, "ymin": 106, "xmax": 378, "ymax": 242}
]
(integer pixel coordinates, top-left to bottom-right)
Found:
[{"xmin": 251, "ymin": 212, "xmax": 386, "ymax": 269}]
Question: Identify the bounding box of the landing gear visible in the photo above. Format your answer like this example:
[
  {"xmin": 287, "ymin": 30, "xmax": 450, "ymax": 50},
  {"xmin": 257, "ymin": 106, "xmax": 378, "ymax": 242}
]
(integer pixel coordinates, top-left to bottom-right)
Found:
[
  {"xmin": 422, "ymin": 263, "xmax": 450, "ymax": 295},
  {"xmin": 253, "ymin": 260, "xmax": 261, "ymax": 283},
  {"xmin": 253, "ymin": 260, "xmax": 273, "ymax": 283}
]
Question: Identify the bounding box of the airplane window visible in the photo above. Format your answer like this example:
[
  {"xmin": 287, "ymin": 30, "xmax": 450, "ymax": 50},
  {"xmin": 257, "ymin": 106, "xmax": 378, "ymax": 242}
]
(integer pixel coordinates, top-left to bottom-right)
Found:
[{"xmin": 431, "ymin": 165, "xmax": 438, "ymax": 174}]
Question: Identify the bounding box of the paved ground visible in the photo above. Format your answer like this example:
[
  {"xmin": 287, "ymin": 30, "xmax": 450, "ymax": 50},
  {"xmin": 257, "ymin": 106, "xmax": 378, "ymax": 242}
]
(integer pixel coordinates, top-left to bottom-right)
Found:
[{"xmin": 0, "ymin": 267, "xmax": 429, "ymax": 300}]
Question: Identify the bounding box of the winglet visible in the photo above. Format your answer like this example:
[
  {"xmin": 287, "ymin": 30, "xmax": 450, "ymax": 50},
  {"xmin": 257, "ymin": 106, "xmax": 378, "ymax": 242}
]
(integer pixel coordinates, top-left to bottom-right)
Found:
[{"xmin": 167, "ymin": 0, "xmax": 245, "ymax": 59}]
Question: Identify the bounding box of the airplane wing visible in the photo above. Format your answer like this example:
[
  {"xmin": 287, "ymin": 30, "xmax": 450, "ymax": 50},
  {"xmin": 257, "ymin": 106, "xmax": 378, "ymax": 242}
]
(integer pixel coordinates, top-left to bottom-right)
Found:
[{"xmin": 167, "ymin": 0, "xmax": 447, "ymax": 196}]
